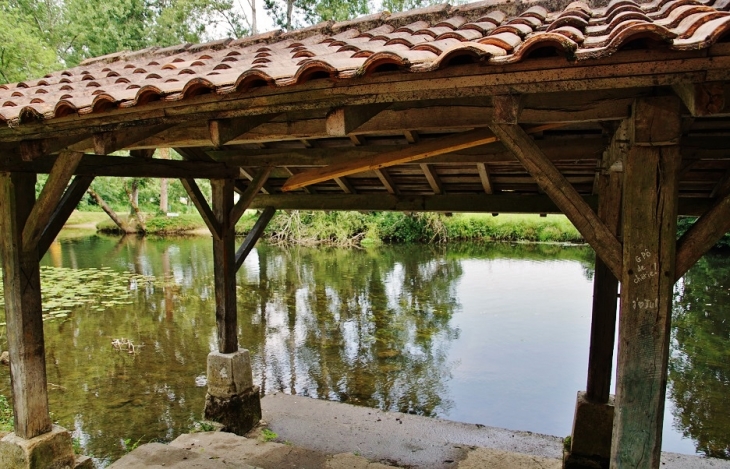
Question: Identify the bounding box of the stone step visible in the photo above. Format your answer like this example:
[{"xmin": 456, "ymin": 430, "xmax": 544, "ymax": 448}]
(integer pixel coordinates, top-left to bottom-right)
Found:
[{"xmin": 108, "ymin": 442, "xmax": 257, "ymax": 469}]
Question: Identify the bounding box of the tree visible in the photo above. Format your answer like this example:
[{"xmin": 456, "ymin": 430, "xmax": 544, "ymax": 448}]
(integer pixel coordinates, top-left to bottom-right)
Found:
[{"xmin": 263, "ymin": 0, "xmax": 369, "ymax": 30}]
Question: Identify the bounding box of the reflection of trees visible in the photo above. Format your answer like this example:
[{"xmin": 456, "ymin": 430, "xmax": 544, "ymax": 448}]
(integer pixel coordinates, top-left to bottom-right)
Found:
[
  {"xmin": 239, "ymin": 244, "xmax": 463, "ymax": 418},
  {"xmin": 670, "ymin": 254, "xmax": 730, "ymax": 459}
]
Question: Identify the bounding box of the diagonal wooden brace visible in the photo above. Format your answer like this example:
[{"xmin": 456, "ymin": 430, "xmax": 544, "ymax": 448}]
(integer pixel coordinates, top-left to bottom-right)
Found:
[
  {"xmin": 230, "ymin": 167, "xmax": 272, "ymax": 226},
  {"xmin": 22, "ymin": 151, "xmax": 83, "ymax": 255},
  {"xmin": 38, "ymin": 175, "xmax": 95, "ymax": 257},
  {"xmin": 675, "ymin": 191, "xmax": 730, "ymax": 280},
  {"xmin": 235, "ymin": 207, "xmax": 276, "ymax": 272},
  {"xmin": 181, "ymin": 178, "xmax": 222, "ymax": 240},
  {"xmin": 489, "ymin": 123, "xmax": 623, "ymax": 279}
]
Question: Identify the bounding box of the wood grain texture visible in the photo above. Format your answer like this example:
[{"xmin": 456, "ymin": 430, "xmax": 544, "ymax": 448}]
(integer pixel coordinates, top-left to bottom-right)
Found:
[
  {"xmin": 209, "ymin": 114, "xmax": 278, "ymax": 147},
  {"xmin": 0, "ymin": 172, "xmax": 53, "ymax": 439},
  {"xmin": 93, "ymin": 124, "xmax": 172, "ymax": 155},
  {"xmin": 489, "ymin": 123, "xmax": 623, "ymax": 279},
  {"xmin": 22, "ymin": 151, "xmax": 83, "ymax": 255},
  {"xmin": 325, "ymin": 103, "xmax": 390, "ymax": 136},
  {"xmin": 673, "ymin": 82, "xmax": 725, "ymax": 117},
  {"xmin": 212, "ymin": 179, "xmax": 239, "ymax": 354},
  {"xmin": 611, "ymin": 143, "xmax": 681, "ymax": 469}
]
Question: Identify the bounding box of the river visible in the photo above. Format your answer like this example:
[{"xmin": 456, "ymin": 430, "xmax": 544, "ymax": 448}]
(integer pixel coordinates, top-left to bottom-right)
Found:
[{"xmin": 0, "ymin": 232, "xmax": 728, "ymax": 465}]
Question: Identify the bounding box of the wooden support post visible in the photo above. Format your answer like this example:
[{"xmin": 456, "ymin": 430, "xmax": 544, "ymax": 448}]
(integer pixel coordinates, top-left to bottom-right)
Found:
[
  {"xmin": 586, "ymin": 122, "xmax": 626, "ymax": 403},
  {"xmin": 611, "ymin": 97, "xmax": 682, "ymax": 469},
  {"xmin": 211, "ymin": 179, "xmax": 238, "ymax": 354},
  {"xmin": 0, "ymin": 172, "xmax": 52, "ymax": 439},
  {"xmin": 235, "ymin": 207, "xmax": 276, "ymax": 272}
]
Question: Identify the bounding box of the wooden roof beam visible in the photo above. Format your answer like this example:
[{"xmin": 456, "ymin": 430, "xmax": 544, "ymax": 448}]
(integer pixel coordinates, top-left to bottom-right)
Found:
[
  {"xmin": 326, "ymin": 103, "xmax": 390, "ymax": 136},
  {"xmin": 421, "ymin": 164, "xmax": 443, "ymax": 194},
  {"xmin": 281, "ymin": 124, "xmax": 562, "ymax": 192},
  {"xmin": 477, "ymin": 163, "xmax": 493, "ymax": 194},
  {"xmin": 490, "ymin": 114, "xmax": 622, "ymax": 279},
  {"xmin": 93, "ymin": 124, "xmax": 172, "ymax": 155},
  {"xmin": 673, "ymin": 82, "xmax": 725, "ymax": 117},
  {"xmin": 20, "ymin": 135, "xmax": 91, "ymax": 161},
  {"xmin": 209, "ymin": 114, "xmax": 279, "ymax": 148},
  {"xmin": 334, "ymin": 177, "xmax": 357, "ymax": 194},
  {"xmin": 374, "ymin": 168, "xmax": 398, "ymax": 195}
]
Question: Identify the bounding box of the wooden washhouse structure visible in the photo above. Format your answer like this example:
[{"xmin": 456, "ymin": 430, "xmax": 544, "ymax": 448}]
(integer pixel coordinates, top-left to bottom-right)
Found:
[{"xmin": 2, "ymin": 0, "xmax": 730, "ymax": 467}]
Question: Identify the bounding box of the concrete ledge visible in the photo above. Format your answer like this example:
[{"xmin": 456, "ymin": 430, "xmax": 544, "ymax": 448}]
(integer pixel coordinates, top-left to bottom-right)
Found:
[{"xmin": 0, "ymin": 425, "xmax": 75, "ymax": 469}]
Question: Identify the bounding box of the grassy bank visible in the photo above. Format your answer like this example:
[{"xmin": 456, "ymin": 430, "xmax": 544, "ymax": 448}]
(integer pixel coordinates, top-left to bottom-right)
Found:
[{"xmin": 92, "ymin": 210, "xmax": 583, "ymax": 245}]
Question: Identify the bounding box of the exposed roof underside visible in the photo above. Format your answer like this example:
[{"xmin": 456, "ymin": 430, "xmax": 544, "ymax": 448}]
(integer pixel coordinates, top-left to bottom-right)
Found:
[{"xmin": 1, "ymin": 0, "xmax": 730, "ymax": 215}]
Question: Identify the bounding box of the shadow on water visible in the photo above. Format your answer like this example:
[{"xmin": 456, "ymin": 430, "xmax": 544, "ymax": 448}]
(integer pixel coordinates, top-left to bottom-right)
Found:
[{"xmin": 0, "ymin": 234, "xmax": 726, "ymax": 464}]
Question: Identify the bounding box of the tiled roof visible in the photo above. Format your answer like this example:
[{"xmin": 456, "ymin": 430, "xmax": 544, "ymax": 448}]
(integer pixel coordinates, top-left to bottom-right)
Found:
[{"xmin": 2, "ymin": 0, "xmax": 730, "ymax": 126}]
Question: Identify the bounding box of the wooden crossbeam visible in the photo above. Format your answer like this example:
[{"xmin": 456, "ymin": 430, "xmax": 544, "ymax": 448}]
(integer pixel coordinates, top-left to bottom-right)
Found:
[
  {"xmin": 181, "ymin": 178, "xmax": 221, "ymax": 239},
  {"xmin": 93, "ymin": 124, "xmax": 172, "ymax": 155},
  {"xmin": 209, "ymin": 114, "xmax": 278, "ymax": 148},
  {"xmin": 420, "ymin": 164, "xmax": 443, "ymax": 194},
  {"xmin": 240, "ymin": 167, "xmax": 273, "ymax": 195},
  {"xmin": 326, "ymin": 103, "xmax": 390, "ymax": 136},
  {"xmin": 20, "ymin": 135, "xmax": 90, "ymax": 161},
  {"xmin": 0, "ymin": 153, "xmax": 242, "ymax": 179},
  {"xmin": 22, "ymin": 151, "xmax": 83, "ymax": 254},
  {"xmin": 38, "ymin": 175, "xmax": 94, "ymax": 257},
  {"xmin": 235, "ymin": 207, "xmax": 276, "ymax": 272},
  {"xmin": 477, "ymin": 163, "xmax": 493, "ymax": 194},
  {"xmin": 230, "ymin": 167, "xmax": 272, "ymax": 226},
  {"xmin": 675, "ymin": 192, "xmax": 730, "ymax": 280},
  {"xmin": 673, "ymin": 82, "xmax": 725, "ymax": 117},
  {"xmin": 490, "ymin": 123, "xmax": 623, "ymax": 279},
  {"xmin": 282, "ymin": 124, "xmax": 561, "ymax": 192},
  {"xmin": 374, "ymin": 169, "xmax": 398, "ymax": 195}
]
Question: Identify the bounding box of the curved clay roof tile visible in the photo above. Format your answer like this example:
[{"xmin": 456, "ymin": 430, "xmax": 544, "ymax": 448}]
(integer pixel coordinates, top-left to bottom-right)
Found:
[
  {"xmin": 672, "ymin": 13, "xmax": 730, "ymax": 47},
  {"xmin": 522, "ymin": 5, "xmax": 549, "ymax": 20},
  {"xmin": 459, "ymin": 21, "xmax": 498, "ymax": 35},
  {"xmin": 435, "ymin": 29, "xmax": 485, "ymax": 41},
  {"xmin": 478, "ymin": 31, "xmax": 523, "ymax": 51},
  {"xmin": 428, "ymin": 42, "xmax": 507, "ymax": 70},
  {"xmin": 547, "ymin": 15, "xmax": 590, "ymax": 32},
  {"xmin": 491, "ymin": 23, "xmax": 535, "ymax": 38},
  {"xmin": 476, "ymin": 10, "xmax": 507, "ymax": 25},
  {"xmin": 674, "ymin": 10, "xmax": 730, "ymax": 38}
]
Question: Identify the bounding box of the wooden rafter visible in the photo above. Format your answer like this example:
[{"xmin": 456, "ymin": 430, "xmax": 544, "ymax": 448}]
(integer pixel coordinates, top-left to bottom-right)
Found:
[
  {"xmin": 421, "ymin": 164, "xmax": 443, "ymax": 194},
  {"xmin": 374, "ymin": 169, "xmax": 398, "ymax": 195},
  {"xmin": 334, "ymin": 177, "xmax": 356, "ymax": 194},
  {"xmin": 239, "ymin": 167, "xmax": 273, "ymax": 194},
  {"xmin": 476, "ymin": 163, "xmax": 493, "ymax": 194},
  {"xmin": 489, "ymin": 123, "xmax": 623, "ymax": 279},
  {"xmin": 281, "ymin": 124, "xmax": 562, "ymax": 192}
]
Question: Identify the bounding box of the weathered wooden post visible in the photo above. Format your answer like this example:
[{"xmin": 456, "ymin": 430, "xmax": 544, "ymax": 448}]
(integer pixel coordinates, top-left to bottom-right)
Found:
[
  {"xmin": 0, "ymin": 169, "xmax": 78, "ymax": 468},
  {"xmin": 610, "ymin": 96, "xmax": 682, "ymax": 469},
  {"xmin": 202, "ymin": 178, "xmax": 262, "ymax": 434},
  {"xmin": 566, "ymin": 122, "xmax": 626, "ymax": 469}
]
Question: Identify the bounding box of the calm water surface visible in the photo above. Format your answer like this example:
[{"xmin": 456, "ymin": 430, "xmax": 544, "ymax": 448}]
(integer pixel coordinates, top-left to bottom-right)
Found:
[{"xmin": 0, "ymin": 233, "xmax": 728, "ymax": 465}]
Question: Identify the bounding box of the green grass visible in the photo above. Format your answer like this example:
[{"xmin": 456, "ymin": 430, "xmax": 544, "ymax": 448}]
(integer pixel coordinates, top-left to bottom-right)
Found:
[
  {"xmin": 65, "ymin": 210, "xmax": 108, "ymax": 227},
  {"xmin": 261, "ymin": 428, "xmax": 278, "ymax": 442},
  {"xmin": 0, "ymin": 395, "xmax": 13, "ymax": 432}
]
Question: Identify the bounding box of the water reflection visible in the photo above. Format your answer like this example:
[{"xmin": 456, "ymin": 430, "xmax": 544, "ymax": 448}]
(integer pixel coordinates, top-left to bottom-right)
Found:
[
  {"xmin": 0, "ymin": 234, "xmax": 725, "ymax": 465},
  {"xmin": 670, "ymin": 253, "xmax": 730, "ymax": 458}
]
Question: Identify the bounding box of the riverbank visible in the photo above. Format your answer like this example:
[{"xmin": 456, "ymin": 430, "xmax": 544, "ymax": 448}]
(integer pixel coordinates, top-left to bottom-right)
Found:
[{"xmin": 87, "ymin": 210, "xmax": 584, "ymax": 244}]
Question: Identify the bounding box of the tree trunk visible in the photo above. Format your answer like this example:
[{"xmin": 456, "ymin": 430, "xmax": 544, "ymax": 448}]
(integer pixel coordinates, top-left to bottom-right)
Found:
[
  {"xmin": 87, "ymin": 188, "xmax": 136, "ymax": 234},
  {"xmin": 124, "ymin": 178, "xmax": 146, "ymax": 232},
  {"xmin": 286, "ymin": 0, "xmax": 293, "ymax": 30},
  {"xmin": 249, "ymin": 0, "xmax": 257, "ymax": 34}
]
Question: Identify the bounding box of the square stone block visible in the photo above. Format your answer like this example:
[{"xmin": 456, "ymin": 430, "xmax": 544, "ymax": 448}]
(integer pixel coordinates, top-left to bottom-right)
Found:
[
  {"xmin": 0, "ymin": 425, "xmax": 76, "ymax": 469},
  {"xmin": 570, "ymin": 391, "xmax": 615, "ymax": 460},
  {"xmin": 207, "ymin": 349, "xmax": 254, "ymax": 398}
]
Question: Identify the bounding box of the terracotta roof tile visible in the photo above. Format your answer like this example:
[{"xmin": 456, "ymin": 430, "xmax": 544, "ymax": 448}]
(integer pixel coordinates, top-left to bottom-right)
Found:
[{"xmin": 2, "ymin": 0, "xmax": 730, "ymax": 126}]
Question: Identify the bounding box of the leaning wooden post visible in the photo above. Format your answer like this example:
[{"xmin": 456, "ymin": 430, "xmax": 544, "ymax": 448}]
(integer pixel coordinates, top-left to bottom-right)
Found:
[
  {"xmin": 202, "ymin": 178, "xmax": 262, "ymax": 435},
  {"xmin": 566, "ymin": 122, "xmax": 626, "ymax": 469},
  {"xmin": 0, "ymin": 171, "xmax": 77, "ymax": 468},
  {"xmin": 610, "ymin": 96, "xmax": 682, "ymax": 469}
]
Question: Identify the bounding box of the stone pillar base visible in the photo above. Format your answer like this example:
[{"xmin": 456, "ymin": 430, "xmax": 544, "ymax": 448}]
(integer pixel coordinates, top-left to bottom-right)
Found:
[
  {"xmin": 203, "ymin": 349, "xmax": 261, "ymax": 435},
  {"xmin": 0, "ymin": 425, "xmax": 76, "ymax": 469},
  {"xmin": 204, "ymin": 386, "xmax": 262, "ymax": 435},
  {"xmin": 564, "ymin": 391, "xmax": 614, "ymax": 469}
]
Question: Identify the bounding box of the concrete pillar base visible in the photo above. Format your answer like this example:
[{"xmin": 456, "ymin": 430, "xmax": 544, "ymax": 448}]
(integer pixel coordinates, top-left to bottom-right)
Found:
[
  {"xmin": 564, "ymin": 391, "xmax": 614, "ymax": 468},
  {"xmin": 203, "ymin": 349, "xmax": 261, "ymax": 435},
  {"xmin": 0, "ymin": 425, "xmax": 76, "ymax": 469}
]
